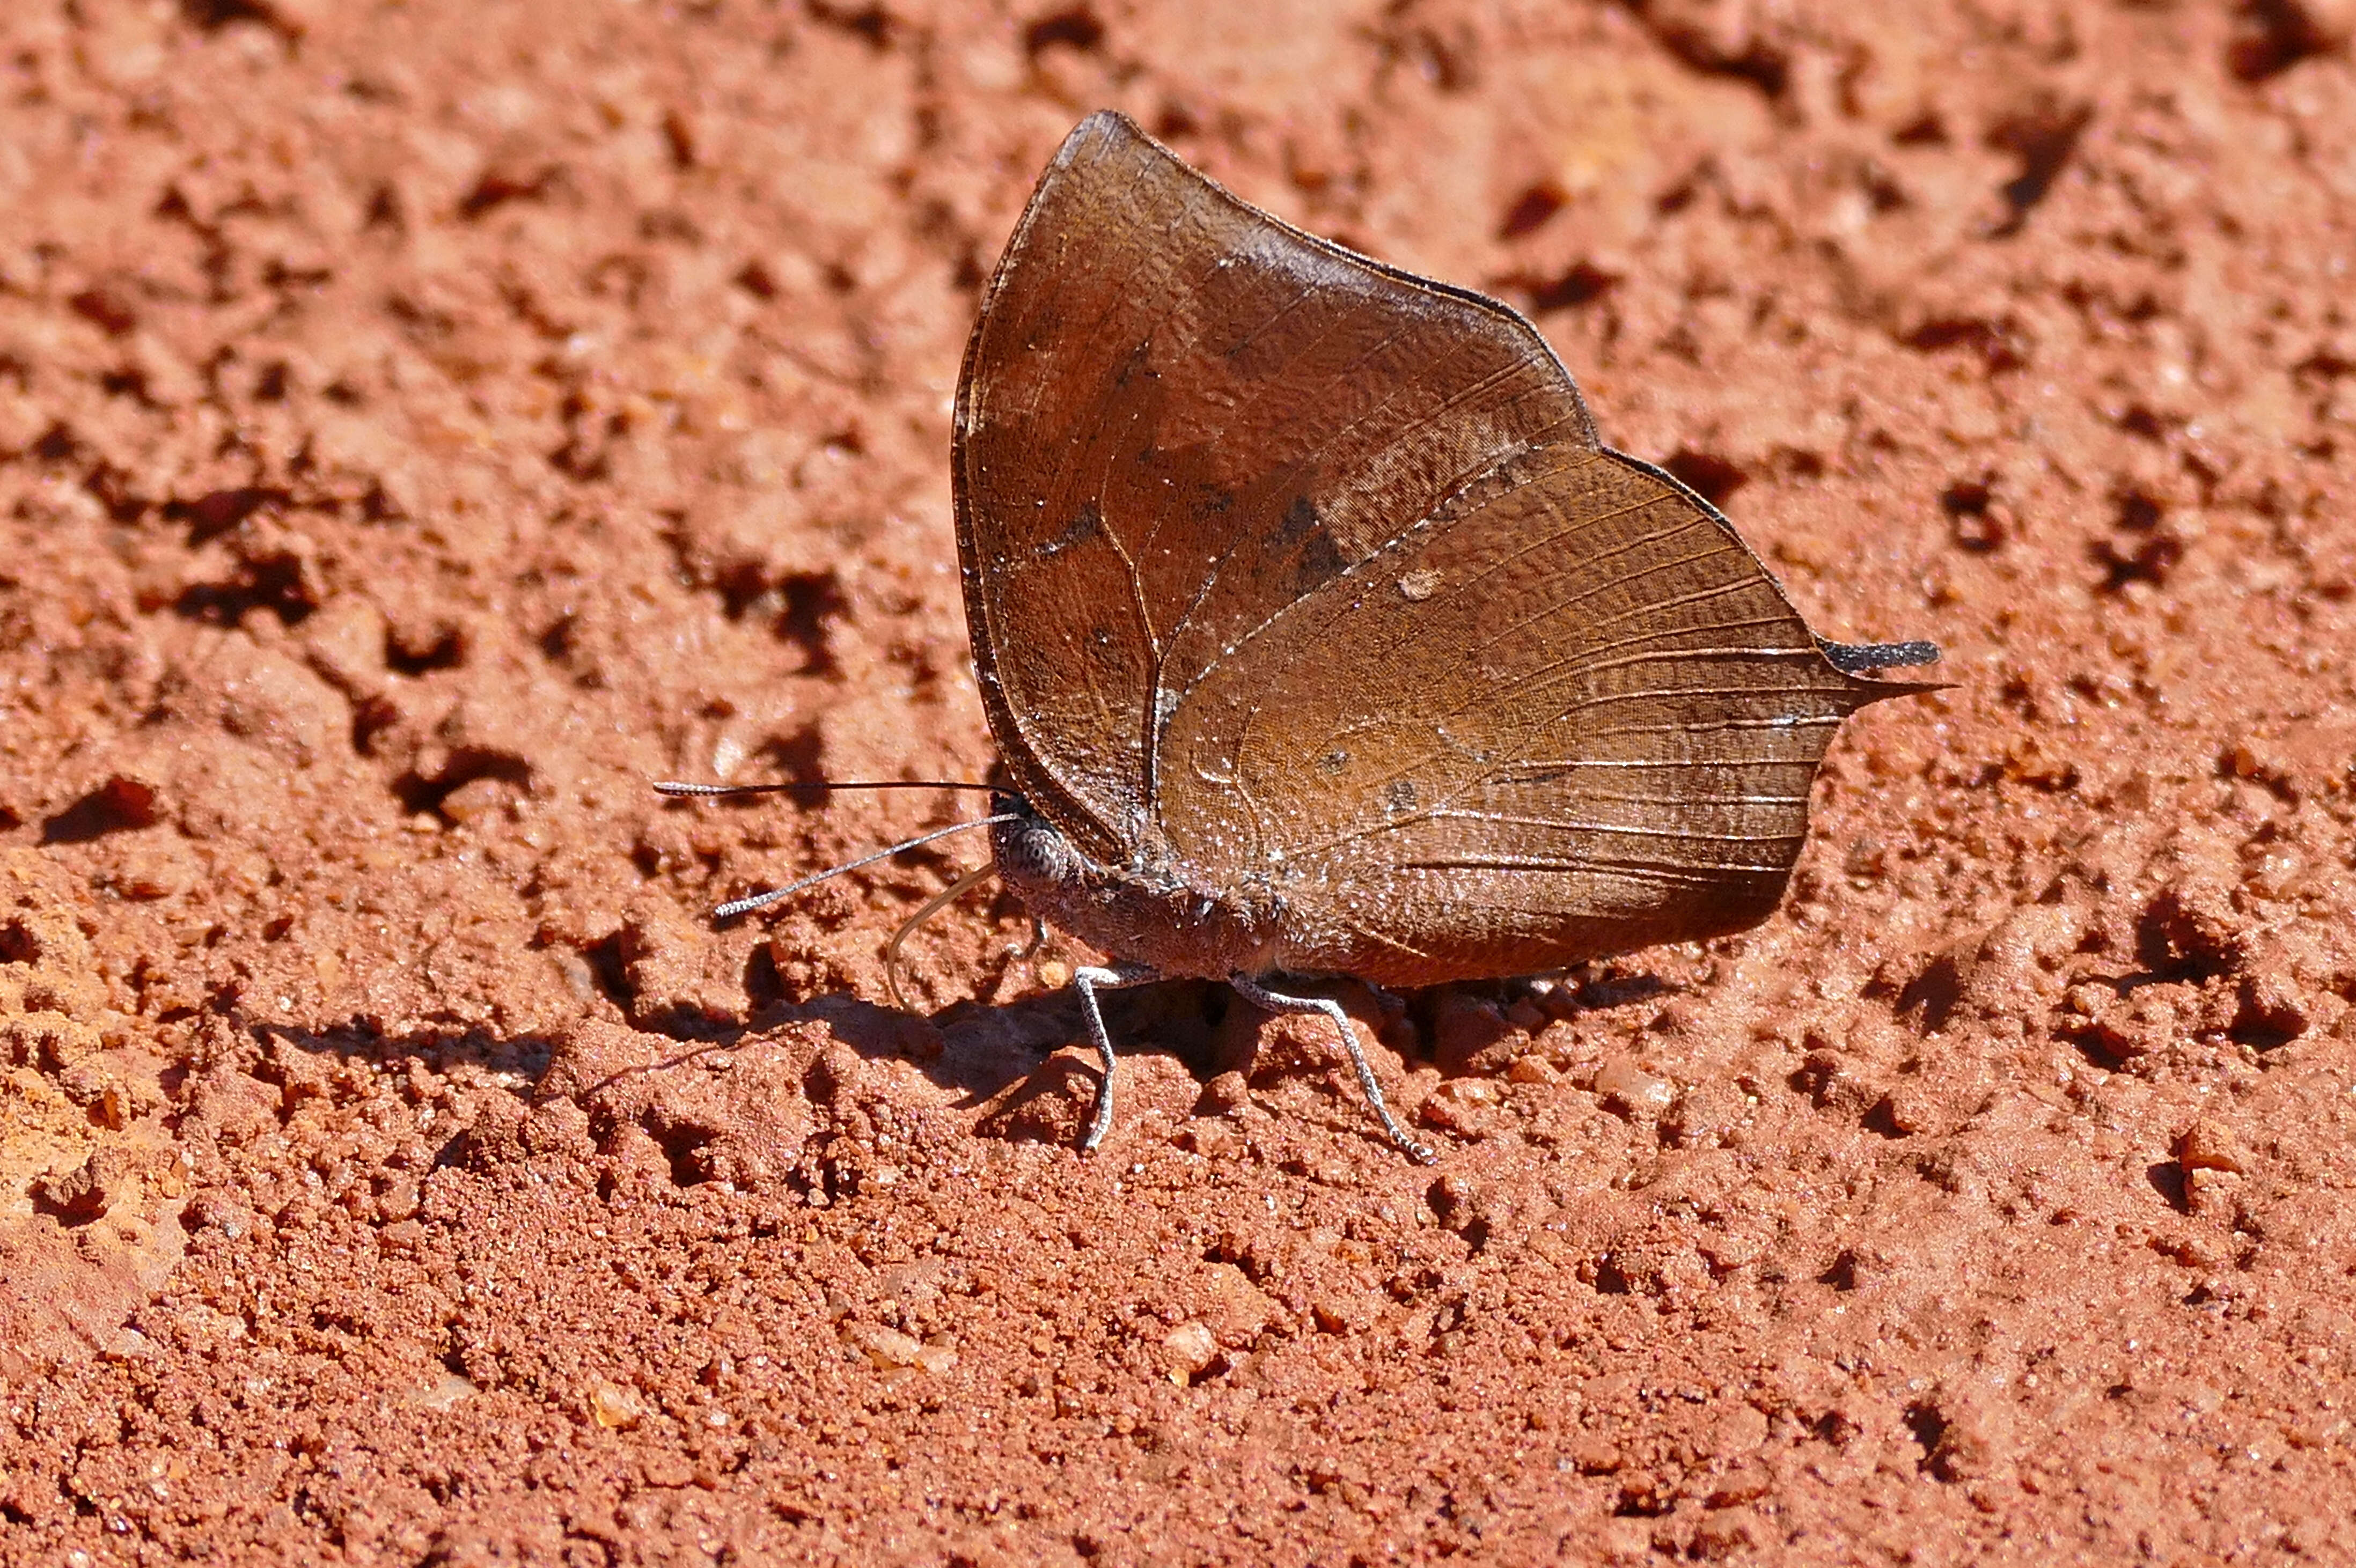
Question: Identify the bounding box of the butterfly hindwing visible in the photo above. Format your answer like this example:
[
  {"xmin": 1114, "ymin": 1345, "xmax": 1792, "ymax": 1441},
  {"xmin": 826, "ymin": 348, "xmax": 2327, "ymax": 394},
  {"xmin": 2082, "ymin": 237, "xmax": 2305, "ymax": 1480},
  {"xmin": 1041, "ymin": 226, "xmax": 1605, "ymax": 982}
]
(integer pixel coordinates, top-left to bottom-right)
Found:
[{"xmin": 1160, "ymin": 447, "xmax": 1882, "ymax": 984}]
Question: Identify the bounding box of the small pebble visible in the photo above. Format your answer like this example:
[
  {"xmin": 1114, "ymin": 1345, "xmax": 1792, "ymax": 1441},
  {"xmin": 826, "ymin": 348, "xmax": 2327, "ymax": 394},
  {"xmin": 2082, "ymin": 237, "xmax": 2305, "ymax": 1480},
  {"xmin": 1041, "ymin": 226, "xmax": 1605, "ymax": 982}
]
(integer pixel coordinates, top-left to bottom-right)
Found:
[
  {"xmin": 842, "ymin": 1321, "xmax": 957, "ymax": 1374},
  {"xmin": 1162, "ymin": 1321, "xmax": 1217, "ymax": 1383},
  {"xmin": 589, "ymin": 1381, "xmax": 646, "ymax": 1430},
  {"xmin": 1200, "ymin": 1070, "xmax": 1251, "ymax": 1115},
  {"xmin": 2178, "ymin": 1118, "xmax": 2247, "ymax": 1174},
  {"xmin": 1594, "ymin": 1055, "xmax": 1674, "ymax": 1117}
]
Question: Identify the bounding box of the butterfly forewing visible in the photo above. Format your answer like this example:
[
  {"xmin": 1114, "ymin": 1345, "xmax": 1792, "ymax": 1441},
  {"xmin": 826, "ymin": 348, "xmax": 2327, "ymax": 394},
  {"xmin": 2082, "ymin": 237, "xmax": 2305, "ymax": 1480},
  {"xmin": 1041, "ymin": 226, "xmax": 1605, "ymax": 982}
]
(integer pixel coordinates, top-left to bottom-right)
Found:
[{"xmin": 955, "ymin": 111, "xmax": 1595, "ymax": 867}]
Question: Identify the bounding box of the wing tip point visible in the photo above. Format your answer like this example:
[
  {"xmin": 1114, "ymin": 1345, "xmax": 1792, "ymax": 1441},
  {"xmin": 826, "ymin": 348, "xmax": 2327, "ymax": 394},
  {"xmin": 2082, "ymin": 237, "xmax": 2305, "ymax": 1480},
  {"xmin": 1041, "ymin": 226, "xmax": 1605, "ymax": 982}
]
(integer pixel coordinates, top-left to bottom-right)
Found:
[{"xmin": 1819, "ymin": 637, "xmax": 1942, "ymax": 676}]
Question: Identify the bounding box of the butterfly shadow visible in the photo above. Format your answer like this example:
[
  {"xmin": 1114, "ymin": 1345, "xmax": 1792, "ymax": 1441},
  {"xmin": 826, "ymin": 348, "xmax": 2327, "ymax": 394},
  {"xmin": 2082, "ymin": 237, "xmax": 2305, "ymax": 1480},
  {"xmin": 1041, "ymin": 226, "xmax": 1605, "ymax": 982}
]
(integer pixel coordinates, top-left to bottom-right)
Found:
[
  {"xmin": 810, "ymin": 964, "xmax": 1468, "ymax": 1154},
  {"xmin": 868, "ymin": 940, "xmax": 1712, "ymax": 1137},
  {"xmin": 886, "ymin": 976, "xmax": 1236, "ymax": 1145}
]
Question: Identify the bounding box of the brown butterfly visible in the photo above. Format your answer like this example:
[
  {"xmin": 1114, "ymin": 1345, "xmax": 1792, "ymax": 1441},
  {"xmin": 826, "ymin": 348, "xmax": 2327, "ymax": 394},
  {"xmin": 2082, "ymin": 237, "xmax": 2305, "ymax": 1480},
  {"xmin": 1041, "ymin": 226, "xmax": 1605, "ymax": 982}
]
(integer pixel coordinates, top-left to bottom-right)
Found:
[{"xmin": 670, "ymin": 111, "xmax": 1937, "ymax": 1163}]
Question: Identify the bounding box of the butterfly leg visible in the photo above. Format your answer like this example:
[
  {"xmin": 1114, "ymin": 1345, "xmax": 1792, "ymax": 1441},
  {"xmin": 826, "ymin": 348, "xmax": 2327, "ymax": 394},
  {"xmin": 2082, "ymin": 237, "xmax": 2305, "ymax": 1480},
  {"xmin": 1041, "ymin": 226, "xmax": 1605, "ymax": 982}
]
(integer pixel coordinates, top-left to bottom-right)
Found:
[
  {"xmin": 1229, "ymin": 976, "xmax": 1436, "ymax": 1165},
  {"xmin": 1072, "ymin": 963, "xmax": 1156, "ymax": 1154}
]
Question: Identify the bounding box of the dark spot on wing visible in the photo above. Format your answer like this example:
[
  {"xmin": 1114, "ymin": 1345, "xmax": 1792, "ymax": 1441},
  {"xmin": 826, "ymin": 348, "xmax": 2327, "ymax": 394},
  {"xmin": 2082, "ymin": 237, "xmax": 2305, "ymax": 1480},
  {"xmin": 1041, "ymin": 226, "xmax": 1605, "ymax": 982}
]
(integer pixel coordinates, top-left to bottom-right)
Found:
[
  {"xmin": 1275, "ymin": 496, "xmax": 1349, "ymax": 596},
  {"xmin": 1040, "ymin": 502, "xmax": 1104, "ymax": 558},
  {"xmin": 1294, "ymin": 527, "xmax": 1347, "ymax": 597},
  {"xmin": 1111, "ymin": 338, "xmax": 1155, "ymax": 389},
  {"xmin": 1384, "ymin": 778, "xmax": 1416, "ymax": 816}
]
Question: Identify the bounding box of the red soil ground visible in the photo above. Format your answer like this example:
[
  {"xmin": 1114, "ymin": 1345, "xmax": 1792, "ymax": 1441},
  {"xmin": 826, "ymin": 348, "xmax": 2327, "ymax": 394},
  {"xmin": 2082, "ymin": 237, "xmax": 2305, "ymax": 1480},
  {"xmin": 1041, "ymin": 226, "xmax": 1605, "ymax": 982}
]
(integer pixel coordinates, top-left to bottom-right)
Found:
[{"xmin": 2, "ymin": 1, "xmax": 2352, "ymax": 1562}]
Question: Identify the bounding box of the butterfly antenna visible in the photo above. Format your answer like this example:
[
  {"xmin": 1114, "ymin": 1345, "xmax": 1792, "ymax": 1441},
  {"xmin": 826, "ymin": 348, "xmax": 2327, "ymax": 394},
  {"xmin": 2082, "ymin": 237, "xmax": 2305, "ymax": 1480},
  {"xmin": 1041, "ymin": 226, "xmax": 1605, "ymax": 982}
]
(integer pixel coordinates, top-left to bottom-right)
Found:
[
  {"xmin": 654, "ymin": 778, "xmax": 996, "ymax": 798},
  {"xmin": 883, "ymin": 862, "xmax": 1001, "ymax": 1011},
  {"xmin": 695, "ymin": 814, "xmax": 1018, "ymax": 921},
  {"xmin": 656, "ymin": 771, "xmax": 1012, "ymax": 919}
]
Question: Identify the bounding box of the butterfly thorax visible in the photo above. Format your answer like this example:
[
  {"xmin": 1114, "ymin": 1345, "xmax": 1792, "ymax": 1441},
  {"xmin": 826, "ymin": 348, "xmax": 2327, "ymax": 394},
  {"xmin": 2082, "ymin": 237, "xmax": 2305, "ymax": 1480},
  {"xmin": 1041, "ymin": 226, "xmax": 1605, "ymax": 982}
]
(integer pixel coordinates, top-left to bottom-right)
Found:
[{"xmin": 989, "ymin": 795, "xmax": 1285, "ymax": 981}]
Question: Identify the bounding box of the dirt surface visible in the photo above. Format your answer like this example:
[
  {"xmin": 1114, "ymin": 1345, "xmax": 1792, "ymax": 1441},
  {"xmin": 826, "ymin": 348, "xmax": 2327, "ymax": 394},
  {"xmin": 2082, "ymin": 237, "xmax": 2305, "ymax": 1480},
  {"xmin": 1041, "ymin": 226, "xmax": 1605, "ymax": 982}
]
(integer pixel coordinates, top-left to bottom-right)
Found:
[{"xmin": 2, "ymin": 0, "xmax": 2353, "ymax": 1562}]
